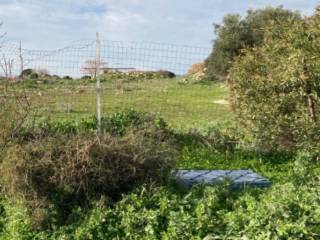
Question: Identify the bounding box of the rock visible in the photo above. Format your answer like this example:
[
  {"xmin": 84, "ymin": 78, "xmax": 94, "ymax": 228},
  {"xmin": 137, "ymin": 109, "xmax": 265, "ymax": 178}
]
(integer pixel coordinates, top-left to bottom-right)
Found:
[{"xmin": 157, "ymin": 70, "xmax": 176, "ymax": 78}]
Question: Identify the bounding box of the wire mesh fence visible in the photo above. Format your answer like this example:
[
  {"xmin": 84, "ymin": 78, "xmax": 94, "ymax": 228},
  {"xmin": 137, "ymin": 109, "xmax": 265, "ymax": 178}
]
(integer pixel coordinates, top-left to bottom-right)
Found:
[
  {"xmin": 0, "ymin": 38, "xmax": 232, "ymax": 130},
  {"xmin": 0, "ymin": 39, "xmax": 210, "ymax": 77}
]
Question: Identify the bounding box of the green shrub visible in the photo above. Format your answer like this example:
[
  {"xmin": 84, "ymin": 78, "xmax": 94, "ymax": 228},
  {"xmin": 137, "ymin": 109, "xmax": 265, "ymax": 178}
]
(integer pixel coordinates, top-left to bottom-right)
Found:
[
  {"xmin": 101, "ymin": 109, "xmax": 169, "ymax": 136},
  {"xmin": 63, "ymin": 76, "xmax": 73, "ymax": 80},
  {"xmin": 16, "ymin": 109, "xmax": 170, "ymax": 141},
  {"xmin": 229, "ymin": 10, "xmax": 320, "ymax": 151}
]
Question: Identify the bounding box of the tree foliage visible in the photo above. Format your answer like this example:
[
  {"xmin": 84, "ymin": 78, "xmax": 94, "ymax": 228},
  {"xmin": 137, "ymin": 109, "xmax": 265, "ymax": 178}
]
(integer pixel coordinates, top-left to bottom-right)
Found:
[
  {"xmin": 229, "ymin": 8, "xmax": 320, "ymax": 152},
  {"xmin": 206, "ymin": 6, "xmax": 301, "ymax": 80}
]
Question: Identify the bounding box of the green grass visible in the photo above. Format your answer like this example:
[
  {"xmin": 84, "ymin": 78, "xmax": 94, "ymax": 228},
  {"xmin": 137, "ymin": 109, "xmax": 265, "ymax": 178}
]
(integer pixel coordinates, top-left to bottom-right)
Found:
[
  {"xmin": 12, "ymin": 78, "xmax": 233, "ymax": 130},
  {"xmin": 178, "ymin": 145, "xmax": 297, "ymax": 183}
]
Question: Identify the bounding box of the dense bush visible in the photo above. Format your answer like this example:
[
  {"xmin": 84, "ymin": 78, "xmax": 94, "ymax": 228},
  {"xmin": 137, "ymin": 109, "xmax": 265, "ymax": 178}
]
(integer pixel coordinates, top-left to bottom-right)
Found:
[
  {"xmin": 205, "ymin": 6, "xmax": 300, "ymax": 80},
  {"xmin": 0, "ymin": 128, "xmax": 176, "ymax": 228},
  {"xmin": 0, "ymin": 108, "xmax": 176, "ymax": 229},
  {"xmin": 229, "ymin": 9, "xmax": 320, "ymax": 152},
  {"xmin": 100, "ymin": 109, "xmax": 169, "ymax": 136}
]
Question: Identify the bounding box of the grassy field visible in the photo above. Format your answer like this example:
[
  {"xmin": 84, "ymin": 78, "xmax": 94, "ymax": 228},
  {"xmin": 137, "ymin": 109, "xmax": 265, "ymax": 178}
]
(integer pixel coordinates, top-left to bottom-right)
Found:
[
  {"xmin": 0, "ymin": 76, "xmax": 304, "ymax": 185},
  {"xmin": 1, "ymin": 75, "xmax": 293, "ymax": 184},
  {"xmin": 15, "ymin": 77, "xmax": 233, "ymax": 130},
  {"xmin": 9, "ymin": 77, "xmax": 298, "ymax": 184}
]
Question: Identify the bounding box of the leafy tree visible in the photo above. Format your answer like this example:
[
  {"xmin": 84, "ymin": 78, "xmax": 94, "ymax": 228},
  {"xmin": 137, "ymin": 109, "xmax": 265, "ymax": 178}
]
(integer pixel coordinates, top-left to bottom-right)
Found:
[
  {"xmin": 229, "ymin": 8, "xmax": 320, "ymax": 152},
  {"xmin": 206, "ymin": 6, "xmax": 301, "ymax": 80}
]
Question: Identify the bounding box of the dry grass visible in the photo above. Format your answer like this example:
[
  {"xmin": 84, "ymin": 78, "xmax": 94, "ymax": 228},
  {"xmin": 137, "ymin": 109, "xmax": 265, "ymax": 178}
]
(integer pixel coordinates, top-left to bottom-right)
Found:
[{"xmin": 0, "ymin": 128, "xmax": 176, "ymax": 227}]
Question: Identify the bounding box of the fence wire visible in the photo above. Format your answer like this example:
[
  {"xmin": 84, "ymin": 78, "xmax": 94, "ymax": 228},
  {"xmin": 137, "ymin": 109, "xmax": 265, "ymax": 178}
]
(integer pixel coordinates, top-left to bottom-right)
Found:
[
  {"xmin": 0, "ymin": 39, "xmax": 232, "ymax": 129},
  {"xmin": 0, "ymin": 39, "xmax": 210, "ymax": 77}
]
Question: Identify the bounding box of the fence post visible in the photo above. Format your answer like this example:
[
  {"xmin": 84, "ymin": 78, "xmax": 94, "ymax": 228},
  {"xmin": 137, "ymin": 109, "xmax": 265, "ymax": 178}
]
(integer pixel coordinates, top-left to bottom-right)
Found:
[
  {"xmin": 19, "ymin": 40, "xmax": 24, "ymax": 79},
  {"xmin": 96, "ymin": 32, "xmax": 102, "ymax": 133}
]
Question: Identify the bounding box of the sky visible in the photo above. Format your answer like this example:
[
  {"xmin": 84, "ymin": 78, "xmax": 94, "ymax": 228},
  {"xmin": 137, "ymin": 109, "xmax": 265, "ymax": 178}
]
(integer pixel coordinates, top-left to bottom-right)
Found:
[{"xmin": 0, "ymin": 0, "xmax": 319, "ymax": 50}]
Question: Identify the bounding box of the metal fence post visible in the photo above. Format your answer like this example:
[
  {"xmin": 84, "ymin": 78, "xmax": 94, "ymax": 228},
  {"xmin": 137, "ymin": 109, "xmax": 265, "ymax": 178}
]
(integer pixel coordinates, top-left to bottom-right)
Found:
[
  {"xmin": 19, "ymin": 40, "xmax": 24, "ymax": 79},
  {"xmin": 96, "ymin": 32, "xmax": 102, "ymax": 133}
]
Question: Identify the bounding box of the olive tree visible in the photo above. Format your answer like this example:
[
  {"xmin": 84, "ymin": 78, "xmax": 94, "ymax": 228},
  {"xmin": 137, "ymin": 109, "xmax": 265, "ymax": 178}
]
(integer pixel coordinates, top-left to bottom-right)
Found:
[{"xmin": 206, "ymin": 6, "xmax": 301, "ymax": 81}]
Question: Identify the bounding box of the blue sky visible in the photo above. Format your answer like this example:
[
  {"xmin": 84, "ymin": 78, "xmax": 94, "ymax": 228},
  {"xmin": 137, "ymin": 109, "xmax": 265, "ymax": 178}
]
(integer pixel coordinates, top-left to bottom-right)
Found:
[{"xmin": 0, "ymin": 0, "xmax": 319, "ymax": 49}]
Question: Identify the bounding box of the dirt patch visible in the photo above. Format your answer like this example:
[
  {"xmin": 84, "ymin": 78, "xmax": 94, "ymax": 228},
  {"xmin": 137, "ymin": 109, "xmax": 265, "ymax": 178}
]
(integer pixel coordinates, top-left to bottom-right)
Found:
[{"xmin": 213, "ymin": 99, "xmax": 229, "ymax": 105}]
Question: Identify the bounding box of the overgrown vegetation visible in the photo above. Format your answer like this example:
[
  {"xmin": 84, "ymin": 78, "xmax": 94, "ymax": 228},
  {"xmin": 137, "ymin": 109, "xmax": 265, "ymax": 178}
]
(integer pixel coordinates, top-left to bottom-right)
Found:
[
  {"xmin": 0, "ymin": 105, "xmax": 320, "ymax": 238},
  {"xmin": 0, "ymin": 122, "xmax": 320, "ymax": 238},
  {"xmin": 229, "ymin": 8, "xmax": 320, "ymax": 153},
  {"xmin": 0, "ymin": 109, "xmax": 176, "ymax": 230}
]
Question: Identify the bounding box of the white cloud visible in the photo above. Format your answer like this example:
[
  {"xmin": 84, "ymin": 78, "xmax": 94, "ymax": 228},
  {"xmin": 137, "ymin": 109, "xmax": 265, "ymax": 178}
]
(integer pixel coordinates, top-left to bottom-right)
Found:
[
  {"xmin": 103, "ymin": 10, "xmax": 146, "ymax": 31},
  {"xmin": 0, "ymin": 0, "xmax": 319, "ymax": 49}
]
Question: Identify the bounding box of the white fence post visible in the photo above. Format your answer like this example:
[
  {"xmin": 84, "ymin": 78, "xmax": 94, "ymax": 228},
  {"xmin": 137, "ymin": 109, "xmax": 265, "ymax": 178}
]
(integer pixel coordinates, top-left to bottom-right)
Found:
[{"xmin": 96, "ymin": 32, "xmax": 102, "ymax": 133}]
